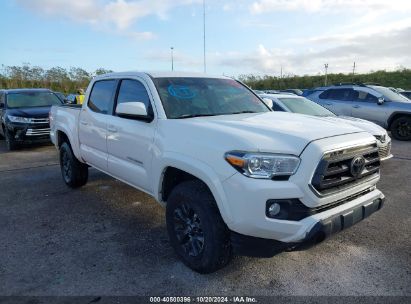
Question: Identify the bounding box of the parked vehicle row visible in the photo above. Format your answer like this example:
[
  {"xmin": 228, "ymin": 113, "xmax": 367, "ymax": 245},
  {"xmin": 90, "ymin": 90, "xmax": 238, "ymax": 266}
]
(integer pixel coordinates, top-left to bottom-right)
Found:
[
  {"xmin": 303, "ymin": 83, "xmax": 411, "ymax": 141},
  {"xmin": 259, "ymin": 93, "xmax": 393, "ymax": 161},
  {"xmin": 49, "ymin": 72, "xmax": 385, "ymax": 273}
]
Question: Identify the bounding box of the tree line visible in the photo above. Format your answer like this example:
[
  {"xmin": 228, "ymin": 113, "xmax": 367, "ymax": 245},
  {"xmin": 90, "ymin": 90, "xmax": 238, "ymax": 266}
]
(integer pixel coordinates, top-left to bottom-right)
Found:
[
  {"xmin": 0, "ymin": 64, "xmax": 113, "ymax": 94},
  {"xmin": 239, "ymin": 68, "xmax": 411, "ymax": 90},
  {"xmin": 1, "ymin": 64, "xmax": 411, "ymax": 93}
]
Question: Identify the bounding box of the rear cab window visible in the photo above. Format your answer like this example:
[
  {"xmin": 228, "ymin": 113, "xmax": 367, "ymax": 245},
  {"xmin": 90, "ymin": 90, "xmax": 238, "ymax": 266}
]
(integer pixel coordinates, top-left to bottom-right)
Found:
[{"xmin": 88, "ymin": 80, "xmax": 117, "ymax": 114}]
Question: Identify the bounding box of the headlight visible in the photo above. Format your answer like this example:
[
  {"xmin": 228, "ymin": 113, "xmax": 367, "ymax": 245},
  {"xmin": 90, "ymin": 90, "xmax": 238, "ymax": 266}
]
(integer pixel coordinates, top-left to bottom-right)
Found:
[
  {"xmin": 7, "ymin": 115, "xmax": 32, "ymax": 123},
  {"xmin": 225, "ymin": 151, "xmax": 300, "ymax": 179}
]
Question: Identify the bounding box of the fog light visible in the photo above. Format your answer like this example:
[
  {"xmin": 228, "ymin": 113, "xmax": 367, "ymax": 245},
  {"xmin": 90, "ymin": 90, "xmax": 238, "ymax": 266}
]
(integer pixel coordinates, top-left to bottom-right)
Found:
[{"xmin": 268, "ymin": 202, "xmax": 281, "ymax": 217}]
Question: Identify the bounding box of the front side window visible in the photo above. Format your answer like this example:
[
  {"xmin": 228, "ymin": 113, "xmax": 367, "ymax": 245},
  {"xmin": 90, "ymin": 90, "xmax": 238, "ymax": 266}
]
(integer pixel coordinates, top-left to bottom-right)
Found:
[
  {"xmin": 6, "ymin": 91, "xmax": 62, "ymax": 109},
  {"xmin": 88, "ymin": 80, "xmax": 117, "ymax": 114},
  {"xmin": 116, "ymin": 79, "xmax": 153, "ymax": 115},
  {"xmin": 279, "ymin": 97, "xmax": 335, "ymax": 117},
  {"xmin": 353, "ymin": 90, "xmax": 378, "ymax": 103},
  {"xmin": 153, "ymin": 77, "xmax": 270, "ymax": 119}
]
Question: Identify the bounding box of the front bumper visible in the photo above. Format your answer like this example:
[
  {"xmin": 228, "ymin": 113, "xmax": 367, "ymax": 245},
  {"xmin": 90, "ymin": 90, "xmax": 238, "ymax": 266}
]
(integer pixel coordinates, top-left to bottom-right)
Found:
[
  {"xmin": 231, "ymin": 195, "xmax": 384, "ymax": 257},
  {"xmin": 6, "ymin": 122, "xmax": 51, "ymax": 143}
]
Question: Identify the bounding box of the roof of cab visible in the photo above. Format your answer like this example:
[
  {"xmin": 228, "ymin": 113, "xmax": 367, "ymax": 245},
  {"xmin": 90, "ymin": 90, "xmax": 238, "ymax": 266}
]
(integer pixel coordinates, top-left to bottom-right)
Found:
[{"xmin": 95, "ymin": 71, "xmax": 231, "ymax": 80}]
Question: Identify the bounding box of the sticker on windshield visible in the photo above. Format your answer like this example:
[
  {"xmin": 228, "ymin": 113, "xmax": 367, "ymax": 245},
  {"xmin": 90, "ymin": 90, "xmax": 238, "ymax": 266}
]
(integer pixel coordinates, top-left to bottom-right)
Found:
[{"xmin": 168, "ymin": 85, "xmax": 196, "ymax": 99}]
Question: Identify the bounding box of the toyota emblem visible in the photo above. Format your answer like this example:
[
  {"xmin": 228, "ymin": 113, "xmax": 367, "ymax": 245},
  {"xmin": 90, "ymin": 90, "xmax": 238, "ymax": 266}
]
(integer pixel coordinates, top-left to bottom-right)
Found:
[{"xmin": 350, "ymin": 156, "xmax": 366, "ymax": 178}]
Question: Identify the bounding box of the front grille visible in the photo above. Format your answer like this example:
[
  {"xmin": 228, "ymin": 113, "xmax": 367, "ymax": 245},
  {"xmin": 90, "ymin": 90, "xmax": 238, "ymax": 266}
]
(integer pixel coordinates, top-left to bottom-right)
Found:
[
  {"xmin": 26, "ymin": 128, "xmax": 50, "ymax": 136},
  {"xmin": 30, "ymin": 118, "xmax": 50, "ymax": 124},
  {"xmin": 378, "ymin": 142, "xmax": 391, "ymax": 159},
  {"xmin": 311, "ymin": 143, "xmax": 380, "ymax": 196}
]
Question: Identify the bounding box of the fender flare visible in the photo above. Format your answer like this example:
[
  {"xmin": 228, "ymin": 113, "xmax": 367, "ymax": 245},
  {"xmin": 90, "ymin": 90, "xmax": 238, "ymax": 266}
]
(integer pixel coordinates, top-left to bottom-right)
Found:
[{"xmin": 152, "ymin": 151, "xmax": 234, "ymax": 227}]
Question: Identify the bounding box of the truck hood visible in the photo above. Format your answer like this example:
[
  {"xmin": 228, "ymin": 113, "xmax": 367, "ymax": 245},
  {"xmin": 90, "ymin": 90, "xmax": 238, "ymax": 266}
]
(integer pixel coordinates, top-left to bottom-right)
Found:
[
  {"xmin": 161, "ymin": 112, "xmax": 365, "ymax": 156},
  {"xmin": 317, "ymin": 115, "xmax": 386, "ymax": 136}
]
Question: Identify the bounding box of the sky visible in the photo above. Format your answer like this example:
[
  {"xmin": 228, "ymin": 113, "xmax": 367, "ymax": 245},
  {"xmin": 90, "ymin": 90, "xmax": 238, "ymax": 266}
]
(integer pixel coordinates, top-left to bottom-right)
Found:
[{"xmin": 1, "ymin": 0, "xmax": 411, "ymax": 77}]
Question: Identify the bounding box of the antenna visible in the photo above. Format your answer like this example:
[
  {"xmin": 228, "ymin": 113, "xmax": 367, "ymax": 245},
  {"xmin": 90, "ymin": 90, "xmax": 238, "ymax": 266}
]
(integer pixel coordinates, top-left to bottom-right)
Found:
[{"xmin": 203, "ymin": 0, "xmax": 206, "ymax": 73}]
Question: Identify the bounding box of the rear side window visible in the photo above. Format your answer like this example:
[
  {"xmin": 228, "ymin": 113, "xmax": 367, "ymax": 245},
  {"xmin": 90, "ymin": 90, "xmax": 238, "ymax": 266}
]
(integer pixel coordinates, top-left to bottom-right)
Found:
[
  {"xmin": 319, "ymin": 89, "xmax": 354, "ymax": 101},
  {"xmin": 88, "ymin": 80, "xmax": 117, "ymax": 114},
  {"xmin": 116, "ymin": 79, "xmax": 153, "ymax": 115}
]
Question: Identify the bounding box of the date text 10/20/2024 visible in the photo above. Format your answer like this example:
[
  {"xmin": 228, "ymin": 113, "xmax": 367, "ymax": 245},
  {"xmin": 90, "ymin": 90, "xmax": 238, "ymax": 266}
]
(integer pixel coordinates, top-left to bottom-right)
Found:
[{"xmin": 150, "ymin": 297, "xmax": 257, "ymax": 303}]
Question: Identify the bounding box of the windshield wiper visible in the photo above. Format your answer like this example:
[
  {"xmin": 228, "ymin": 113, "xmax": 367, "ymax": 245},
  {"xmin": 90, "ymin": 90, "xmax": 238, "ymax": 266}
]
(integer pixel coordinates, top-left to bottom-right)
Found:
[
  {"xmin": 230, "ymin": 110, "xmax": 259, "ymax": 114},
  {"xmin": 174, "ymin": 113, "xmax": 218, "ymax": 119}
]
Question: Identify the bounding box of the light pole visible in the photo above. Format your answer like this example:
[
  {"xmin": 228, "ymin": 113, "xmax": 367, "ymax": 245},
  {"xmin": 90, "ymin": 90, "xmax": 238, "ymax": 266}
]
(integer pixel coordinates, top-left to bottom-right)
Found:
[
  {"xmin": 170, "ymin": 47, "xmax": 174, "ymax": 71},
  {"xmin": 203, "ymin": 0, "xmax": 206, "ymax": 73},
  {"xmin": 324, "ymin": 63, "xmax": 329, "ymax": 86}
]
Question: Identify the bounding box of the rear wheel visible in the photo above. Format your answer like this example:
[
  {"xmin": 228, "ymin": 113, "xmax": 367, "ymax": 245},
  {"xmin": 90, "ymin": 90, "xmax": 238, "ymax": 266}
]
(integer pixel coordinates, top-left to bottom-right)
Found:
[
  {"xmin": 166, "ymin": 180, "xmax": 231, "ymax": 273},
  {"xmin": 391, "ymin": 116, "xmax": 411, "ymax": 141},
  {"xmin": 59, "ymin": 142, "xmax": 88, "ymax": 188}
]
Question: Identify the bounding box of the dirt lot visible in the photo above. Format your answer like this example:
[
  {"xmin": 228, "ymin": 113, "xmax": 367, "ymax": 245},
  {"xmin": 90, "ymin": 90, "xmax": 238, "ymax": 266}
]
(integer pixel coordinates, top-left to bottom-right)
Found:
[{"xmin": 0, "ymin": 139, "xmax": 410, "ymax": 296}]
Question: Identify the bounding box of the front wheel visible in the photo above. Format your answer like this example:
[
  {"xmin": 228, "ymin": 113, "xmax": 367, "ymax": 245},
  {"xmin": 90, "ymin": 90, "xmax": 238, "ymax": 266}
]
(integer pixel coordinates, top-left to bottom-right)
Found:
[
  {"xmin": 5, "ymin": 130, "xmax": 18, "ymax": 151},
  {"xmin": 59, "ymin": 142, "xmax": 88, "ymax": 188},
  {"xmin": 166, "ymin": 180, "xmax": 232, "ymax": 274},
  {"xmin": 391, "ymin": 116, "xmax": 411, "ymax": 141}
]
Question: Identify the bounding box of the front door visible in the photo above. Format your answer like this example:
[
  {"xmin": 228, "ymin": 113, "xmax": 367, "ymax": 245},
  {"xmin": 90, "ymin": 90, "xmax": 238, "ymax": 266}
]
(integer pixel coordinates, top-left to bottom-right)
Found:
[{"xmin": 107, "ymin": 78, "xmax": 156, "ymax": 193}]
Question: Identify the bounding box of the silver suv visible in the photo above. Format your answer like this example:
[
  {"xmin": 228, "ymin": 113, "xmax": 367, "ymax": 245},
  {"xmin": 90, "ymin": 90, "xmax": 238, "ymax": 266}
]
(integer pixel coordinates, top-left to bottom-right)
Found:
[{"xmin": 305, "ymin": 83, "xmax": 411, "ymax": 140}]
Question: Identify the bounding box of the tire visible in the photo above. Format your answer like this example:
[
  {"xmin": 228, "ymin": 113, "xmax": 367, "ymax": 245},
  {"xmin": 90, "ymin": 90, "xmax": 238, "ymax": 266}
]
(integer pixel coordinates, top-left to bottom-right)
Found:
[
  {"xmin": 391, "ymin": 116, "xmax": 411, "ymax": 141},
  {"xmin": 5, "ymin": 130, "xmax": 18, "ymax": 151},
  {"xmin": 59, "ymin": 142, "xmax": 88, "ymax": 188},
  {"xmin": 166, "ymin": 180, "xmax": 232, "ymax": 273}
]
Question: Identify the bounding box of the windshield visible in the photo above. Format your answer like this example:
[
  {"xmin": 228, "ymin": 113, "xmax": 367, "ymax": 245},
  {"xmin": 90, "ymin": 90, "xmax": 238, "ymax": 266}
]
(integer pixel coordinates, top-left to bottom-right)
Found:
[
  {"xmin": 7, "ymin": 92, "xmax": 62, "ymax": 108},
  {"xmin": 368, "ymin": 86, "xmax": 410, "ymax": 102},
  {"xmin": 153, "ymin": 77, "xmax": 270, "ymax": 119},
  {"xmin": 278, "ymin": 97, "xmax": 336, "ymax": 117}
]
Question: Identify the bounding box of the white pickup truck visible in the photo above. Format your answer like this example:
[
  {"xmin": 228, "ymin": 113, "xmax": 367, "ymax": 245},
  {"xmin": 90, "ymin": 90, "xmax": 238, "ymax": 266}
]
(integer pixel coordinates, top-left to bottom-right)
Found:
[{"xmin": 50, "ymin": 72, "xmax": 385, "ymax": 273}]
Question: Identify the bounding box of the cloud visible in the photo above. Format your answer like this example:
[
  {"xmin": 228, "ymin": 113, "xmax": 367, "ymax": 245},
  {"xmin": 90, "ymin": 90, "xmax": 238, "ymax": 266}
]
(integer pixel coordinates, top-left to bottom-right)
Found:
[
  {"xmin": 15, "ymin": 0, "xmax": 201, "ymax": 40},
  {"xmin": 250, "ymin": 0, "xmax": 411, "ymax": 14},
  {"xmin": 215, "ymin": 26, "xmax": 411, "ymax": 75}
]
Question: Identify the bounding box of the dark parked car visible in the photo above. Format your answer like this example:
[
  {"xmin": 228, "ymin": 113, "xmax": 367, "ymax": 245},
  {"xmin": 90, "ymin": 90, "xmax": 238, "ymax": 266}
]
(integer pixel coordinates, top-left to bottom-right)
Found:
[{"xmin": 0, "ymin": 89, "xmax": 63, "ymax": 150}]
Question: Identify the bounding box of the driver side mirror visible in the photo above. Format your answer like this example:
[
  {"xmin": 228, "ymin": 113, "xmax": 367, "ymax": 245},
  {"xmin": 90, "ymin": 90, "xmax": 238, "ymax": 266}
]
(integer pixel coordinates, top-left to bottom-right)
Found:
[
  {"xmin": 377, "ymin": 97, "xmax": 385, "ymax": 105},
  {"xmin": 116, "ymin": 101, "xmax": 152, "ymax": 121},
  {"xmin": 262, "ymin": 98, "xmax": 273, "ymax": 109}
]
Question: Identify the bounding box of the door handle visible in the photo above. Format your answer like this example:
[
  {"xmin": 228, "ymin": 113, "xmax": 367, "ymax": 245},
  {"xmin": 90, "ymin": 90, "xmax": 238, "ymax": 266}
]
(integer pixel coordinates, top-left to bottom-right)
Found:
[
  {"xmin": 80, "ymin": 121, "xmax": 88, "ymax": 125},
  {"xmin": 352, "ymin": 105, "xmax": 360, "ymax": 108},
  {"xmin": 107, "ymin": 125, "xmax": 117, "ymax": 133}
]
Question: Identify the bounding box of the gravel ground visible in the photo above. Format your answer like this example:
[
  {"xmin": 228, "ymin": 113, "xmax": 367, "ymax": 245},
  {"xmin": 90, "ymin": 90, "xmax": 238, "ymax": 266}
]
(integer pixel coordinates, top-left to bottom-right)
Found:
[{"xmin": 0, "ymin": 139, "xmax": 410, "ymax": 296}]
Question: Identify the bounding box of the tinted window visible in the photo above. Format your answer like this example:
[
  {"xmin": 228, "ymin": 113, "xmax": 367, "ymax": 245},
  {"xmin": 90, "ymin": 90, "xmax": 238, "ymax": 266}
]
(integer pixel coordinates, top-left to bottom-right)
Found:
[
  {"xmin": 116, "ymin": 79, "xmax": 152, "ymax": 115},
  {"xmin": 88, "ymin": 80, "xmax": 117, "ymax": 114},
  {"xmin": 320, "ymin": 89, "xmax": 354, "ymax": 101}
]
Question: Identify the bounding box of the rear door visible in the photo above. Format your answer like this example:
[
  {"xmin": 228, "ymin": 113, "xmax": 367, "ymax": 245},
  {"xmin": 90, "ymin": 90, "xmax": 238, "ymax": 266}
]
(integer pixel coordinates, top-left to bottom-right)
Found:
[
  {"xmin": 78, "ymin": 79, "xmax": 117, "ymax": 171},
  {"xmin": 107, "ymin": 78, "xmax": 156, "ymax": 193},
  {"xmin": 318, "ymin": 88, "xmax": 355, "ymax": 116}
]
